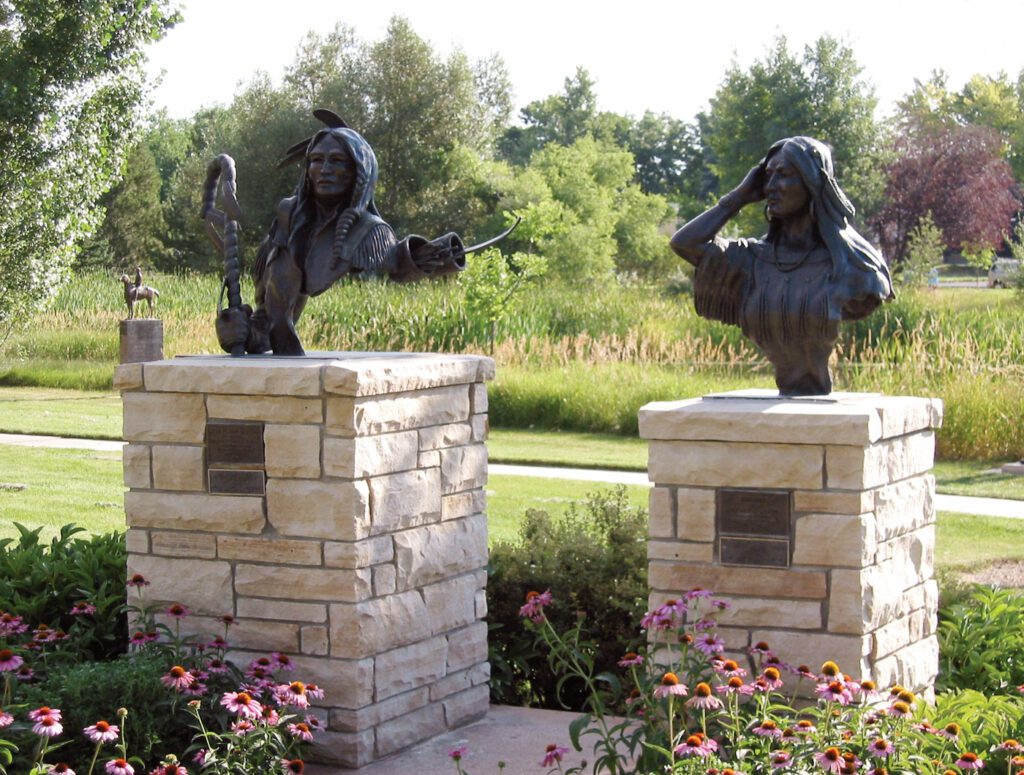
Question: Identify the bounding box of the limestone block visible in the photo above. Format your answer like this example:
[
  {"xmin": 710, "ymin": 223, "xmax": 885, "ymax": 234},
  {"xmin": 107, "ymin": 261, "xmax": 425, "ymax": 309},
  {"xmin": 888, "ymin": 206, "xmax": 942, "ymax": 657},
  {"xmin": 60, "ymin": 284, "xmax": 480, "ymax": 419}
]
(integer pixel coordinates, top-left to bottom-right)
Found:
[
  {"xmin": 446, "ymin": 621, "xmax": 488, "ymax": 673},
  {"xmin": 829, "ymin": 566, "xmax": 917, "ymax": 634},
  {"xmin": 442, "ymin": 490, "xmax": 486, "ymax": 521},
  {"xmin": 647, "ymin": 541, "xmax": 714, "ymax": 563},
  {"xmin": 639, "ymin": 396, "xmax": 883, "ymax": 445},
  {"xmin": 310, "ymin": 729, "xmax": 374, "ymax": 769},
  {"xmin": 266, "ymin": 479, "xmax": 369, "ymax": 541},
  {"xmin": 649, "ymin": 440, "xmax": 823, "ymax": 489},
  {"xmin": 394, "ymin": 516, "xmax": 488, "ymax": 590},
  {"xmin": 873, "ymin": 608, "xmax": 933, "ymax": 659},
  {"xmin": 217, "ymin": 536, "xmax": 323, "ymax": 566},
  {"xmin": 375, "ymin": 704, "xmax": 447, "ymax": 757},
  {"xmin": 476, "ymin": 359, "xmax": 496, "ymax": 381},
  {"xmin": 123, "ymin": 445, "xmax": 151, "ymax": 489},
  {"xmin": 792, "ymin": 513, "xmax": 876, "ymax": 568},
  {"xmin": 418, "ymin": 450, "xmax": 440, "ymax": 468},
  {"xmin": 151, "ymin": 445, "xmax": 205, "ymax": 491},
  {"xmin": 324, "ymin": 536, "xmax": 394, "ymax": 569},
  {"xmin": 329, "ymin": 687, "xmax": 431, "ymax": 732},
  {"xmin": 793, "ymin": 489, "xmax": 872, "ymax": 515},
  {"xmin": 873, "ymin": 396, "xmax": 943, "ymax": 439},
  {"xmin": 375, "ymin": 636, "xmax": 448, "ymax": 701},
  {"xmin": 876, "ymin": 527, "xmax": 935, "ymax": 581},
  {"xmin": 368, "ymin": 468, "xmax": 441, "ymax": 534},
  {"xmin": 826, "ymin": 431, "xmax": 935, "ymax": 491},
  {"xmin": 127, "ymin": 554, "xmax": 232, "ymax": 614},
  {"xmin": 236, "ymin": 598, "xmax": 327, "ymax": 623},
  {"xmin": 217, "ymin": 618, "xmax": 300, "ymax": 652},
  {"xmin": 323, "ymin": 431, "xmax": 418, "ymax": 478},
  {"xmin": 125, "ymin": 491, "xmax": 265, "ymax": 533},
  {"xmin": 329, "ymin": 591, "xmax": 432, "ymax": 658},
  {"xmin": 440, "ymin": 444, "xmax": 487, "ymax": 494},
  {"xmin": 323, "ymin": 354, "xmax": 485, "ymax": 396},
  {"xmin": 150, "ymin": 531, "xmax": 216, "ymax": 559},
  {"xmin": 235, "ymin": 564, "xmax": 370, "ymax": 603},
  {"xmin": 475, "ymin": 588, "xmax": 487, "ymax": 619},
  {"xmin": 428, "ymin": 666, "xmax": 473, "ymax": 701},
  {"xmin": 123, "ymin": 393, "xmax": 206, "ymax": 443},
  {"xmin": 443, "ymin": 684, "xmax": 489, "ymax": 728},
  {"xmin": 676, "ymin": 488, "xmax": 716, "ymax": 542},
  {"xmin": 871, "ymin": 635, "xmax": 939, "ymax": 692},
  {"xmin": 649, "ymin": 487, "xmax": 674, "ymax": 539},
  {"xmin": 373, "ymin": 564, "xmax": 397, "ymax": 596},
  {"xmin": 301, "ymin": 626, "xmax": 329, "ymax": 656},
  {"xmin": 751, "ymin": 629, "xmax": 871, "ymax": 678},
  {"xmin": 471, "ymin": 414, "xmax": 488, "ymax": 442},
  {"xmin": 874, "ymin": 475, "xmax": 935, "ymax": 541},
  {"xmin": 143, "ymin": 357, "xmax": 323, "ymax": 396},
  {"xmin": 288, "ymin": 654, "xmax": 375, "ymax": 710},
  {"xmin": 649, "ymin": 563, "xmax": 827, "ymax": 600},
  {"xmin": 265, "ymin": 424, "xmax": 321, "ymax": 478},
  {"xmin": 470, "ymin": 383, "xmax": 488, "ymax": 415},
  {"xmin": 125, "ymin": 528, "xmax": 149, "ymax": 554},
  {"xmin": 419, "ymin": 422, "xmax": 472, "ymax": 451},
  {"xmin": 114, "ymin": 363, "xmax": 144, "ymax": 391},
  {"xmin": 327, "ymin": 386, "xmax": 470, "ymax": 436},
  {"xmin": 206, "ymin": 394, "xmax": 323, "ymax": 424},
  {"xmin": 716, "ymin": 597, "xmax": 823, "ymax": 630},
  {"xmin": 422, "ymin": 574, "xmax": 482, "ymax": 635}
]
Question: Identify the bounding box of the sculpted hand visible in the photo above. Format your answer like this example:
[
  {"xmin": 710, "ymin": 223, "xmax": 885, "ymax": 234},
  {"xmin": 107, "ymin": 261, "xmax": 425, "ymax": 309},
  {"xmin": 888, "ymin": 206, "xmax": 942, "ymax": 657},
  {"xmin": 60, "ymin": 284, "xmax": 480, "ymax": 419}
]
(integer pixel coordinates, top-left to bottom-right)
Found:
[{"xmin": 733, "ymin": 164, "xmax": 767, "ymax": 206}]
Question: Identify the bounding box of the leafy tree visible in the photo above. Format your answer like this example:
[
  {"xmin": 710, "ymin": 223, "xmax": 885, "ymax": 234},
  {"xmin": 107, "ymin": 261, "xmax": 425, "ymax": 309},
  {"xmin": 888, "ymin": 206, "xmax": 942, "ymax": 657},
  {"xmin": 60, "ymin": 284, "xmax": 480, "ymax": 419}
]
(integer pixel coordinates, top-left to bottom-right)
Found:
[
  {"xmin": 897, "ymin": 212, "xmax": 944, "ymax": 288},
  {"xmin": 0, "ymin": 0, "xmax": 178, "ymax": 338},
  {"xmin": 461, "ymin": 249, "xmax": 547, "ymax": 354},
  {"xmin": 874, "ymin": 124, "xmax": 1019, "ymax": 264}
]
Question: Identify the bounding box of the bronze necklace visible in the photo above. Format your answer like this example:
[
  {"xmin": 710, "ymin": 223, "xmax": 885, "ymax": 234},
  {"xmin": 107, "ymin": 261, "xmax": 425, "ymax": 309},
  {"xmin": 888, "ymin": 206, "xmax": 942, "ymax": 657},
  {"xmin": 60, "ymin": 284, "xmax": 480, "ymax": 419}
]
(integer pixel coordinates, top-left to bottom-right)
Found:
[{"xmin": 772, "ymin": 241, "xmax": 820, "ymax": 273}]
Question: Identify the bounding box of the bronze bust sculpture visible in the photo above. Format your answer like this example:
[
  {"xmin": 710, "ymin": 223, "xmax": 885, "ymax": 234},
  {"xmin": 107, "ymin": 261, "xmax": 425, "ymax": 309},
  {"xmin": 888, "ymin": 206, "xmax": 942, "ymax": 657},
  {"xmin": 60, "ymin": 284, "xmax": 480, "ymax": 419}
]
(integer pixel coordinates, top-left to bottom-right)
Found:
[
  {"xmin": 670, "ymin": 136, "xmax": 893, "ymax": 396},
  {"xmin": 202, "ymin": 110, "xmax": 512, "ymax": 356}
]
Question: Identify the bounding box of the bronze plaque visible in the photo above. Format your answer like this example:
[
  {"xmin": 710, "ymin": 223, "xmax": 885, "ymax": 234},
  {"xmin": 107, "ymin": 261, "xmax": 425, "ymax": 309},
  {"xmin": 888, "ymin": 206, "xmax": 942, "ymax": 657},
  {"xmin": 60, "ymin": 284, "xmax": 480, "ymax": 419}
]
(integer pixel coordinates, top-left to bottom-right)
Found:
[
  {"xmin": 207, "ymin": 421, "xmax": 264, "ymax": 466},
  {"xmin": 720, "ymin": 537, "xmax": 790, "ymax": 568},
  {"xmin": 208, "ymin": 469, "xmax": 266, "ymax": 496},
  {"xmin": 718, "ymin": 489, "xmax": 790, "ymax": 537}
]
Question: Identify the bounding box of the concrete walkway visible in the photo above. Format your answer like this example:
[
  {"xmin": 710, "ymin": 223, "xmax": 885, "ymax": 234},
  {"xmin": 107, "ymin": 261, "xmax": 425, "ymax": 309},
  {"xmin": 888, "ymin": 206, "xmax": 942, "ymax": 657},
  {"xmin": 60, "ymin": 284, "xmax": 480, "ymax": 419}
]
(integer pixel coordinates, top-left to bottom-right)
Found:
[{"xmin": 2, "ymin": 433, "xmax": 1023, "ymax": 519}]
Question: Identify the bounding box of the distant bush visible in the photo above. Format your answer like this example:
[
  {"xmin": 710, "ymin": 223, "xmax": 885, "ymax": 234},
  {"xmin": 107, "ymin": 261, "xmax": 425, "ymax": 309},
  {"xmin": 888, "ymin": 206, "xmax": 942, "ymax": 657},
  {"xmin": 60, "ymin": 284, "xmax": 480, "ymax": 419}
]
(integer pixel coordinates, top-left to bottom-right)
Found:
[{"xmin": 938, "ymin": 584, "xmax": 1024, "ymax": 694}]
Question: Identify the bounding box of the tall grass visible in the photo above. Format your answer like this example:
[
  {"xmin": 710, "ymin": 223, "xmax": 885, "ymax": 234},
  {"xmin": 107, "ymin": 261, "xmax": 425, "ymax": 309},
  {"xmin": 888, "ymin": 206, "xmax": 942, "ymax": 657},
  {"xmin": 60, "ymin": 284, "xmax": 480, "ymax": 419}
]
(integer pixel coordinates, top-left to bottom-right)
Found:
[{"xmin": 2, "ymin": 272, "xmax": 1022, "ymax": 459}]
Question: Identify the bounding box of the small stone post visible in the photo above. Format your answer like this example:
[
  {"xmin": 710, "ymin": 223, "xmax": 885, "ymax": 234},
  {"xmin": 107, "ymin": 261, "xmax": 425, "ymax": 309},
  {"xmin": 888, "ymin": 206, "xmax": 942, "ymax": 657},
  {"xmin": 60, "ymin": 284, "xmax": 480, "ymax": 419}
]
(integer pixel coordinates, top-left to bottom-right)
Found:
[
  {"xmin": 119, "ymin": 319, "xmax": 163, "ymax": 363},
  {"xmin": 118, "ymin": 352, "xmax": 492, "ymax": 768},
  {"xmin": 639, "ymin": 390, "xmax": 943, "ymax": 693}
]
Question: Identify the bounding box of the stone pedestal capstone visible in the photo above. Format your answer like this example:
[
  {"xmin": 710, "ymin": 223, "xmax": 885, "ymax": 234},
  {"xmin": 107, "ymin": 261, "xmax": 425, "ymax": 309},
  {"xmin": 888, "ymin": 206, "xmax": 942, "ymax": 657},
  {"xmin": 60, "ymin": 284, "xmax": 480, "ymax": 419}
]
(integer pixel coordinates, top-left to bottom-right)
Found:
[
  {"xmin": 119, "ymin": 318, "xmax": 164, "ymax": 363},
  {"xmin": 118, "ymin": 352, "xmax": 493, "ymax": 768},
  {"xmin": 639, "ymin": 390, "xmax": 943, "ymax": 694}
]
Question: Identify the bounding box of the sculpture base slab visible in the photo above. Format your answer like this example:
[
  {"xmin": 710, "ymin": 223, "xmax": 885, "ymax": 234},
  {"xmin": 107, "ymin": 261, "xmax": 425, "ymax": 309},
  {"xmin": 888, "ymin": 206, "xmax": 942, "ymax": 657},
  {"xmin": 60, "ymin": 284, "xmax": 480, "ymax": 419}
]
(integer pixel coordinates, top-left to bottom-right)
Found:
[
  {"xmin": 119, "ymin": 319, "xmax": 163, "ymax": 364},
  {"xmin": 118, "ymin": 352, "xmax": 493, "ymax": 768},
  {"xmin": 639, "ymin": 391, "xmax": 944, "ymax": 695},
  {"xmin": 1002, "ymin": 461, "xmax": 1024, "ymax": 476}
]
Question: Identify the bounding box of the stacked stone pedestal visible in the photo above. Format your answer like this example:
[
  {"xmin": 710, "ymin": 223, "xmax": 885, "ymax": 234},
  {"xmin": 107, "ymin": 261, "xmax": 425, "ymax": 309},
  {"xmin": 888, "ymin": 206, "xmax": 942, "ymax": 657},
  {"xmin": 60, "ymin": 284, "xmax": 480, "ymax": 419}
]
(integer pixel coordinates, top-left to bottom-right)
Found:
[
  {"xmin": 118, "ymin": 352, "xmax": 492, "ymax": 768},
  {"xmin": 639, "ymin": 391, "xmax": 943, "ymax": 693}
]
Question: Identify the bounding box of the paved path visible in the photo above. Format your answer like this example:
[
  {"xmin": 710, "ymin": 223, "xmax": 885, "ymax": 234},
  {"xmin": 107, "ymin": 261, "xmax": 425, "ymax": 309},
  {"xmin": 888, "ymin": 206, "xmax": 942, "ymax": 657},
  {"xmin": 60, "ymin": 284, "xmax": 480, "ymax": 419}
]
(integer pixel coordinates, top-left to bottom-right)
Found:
[{"xmin": 3, "ymin": 433, "xmax": 1022, "ymax": 519}]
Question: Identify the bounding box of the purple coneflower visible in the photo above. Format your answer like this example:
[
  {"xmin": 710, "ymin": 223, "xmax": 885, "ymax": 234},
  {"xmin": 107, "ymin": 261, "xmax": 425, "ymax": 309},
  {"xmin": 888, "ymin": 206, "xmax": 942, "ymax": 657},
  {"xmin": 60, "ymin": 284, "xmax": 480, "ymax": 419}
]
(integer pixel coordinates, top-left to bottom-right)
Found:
[
  {"xmin": 814, "ymin": 747, "xmax": 844, "ymax": 774},
  {"xmin": 0, "ymin": 648, "xmax": 23, "ymax": 672},
  {"xmin": 33, "ymin": 714, "xmax": 63, "ymax": 737},
  {"xmin": 518, "ymin": 590, "xmax": 553, "ymax": 621},
  {"xmin": 752, "ymin": 719, "xmax": 783, "ymax": 739},
  {"xmin": 760, "ymin": 666, "xmax": 784, "ymax": 691},
  {"xmin": 771, "ymin": 751, "xmax": 793, "ymax": 770},
  {"xmin": 448, "ymin": 744, "xmax": 468, "ymax": 761},
  {"xmin": 288, "ymin": 722, "xmax": 314, "ymax": 742},
  {"xmin": 305, "ymin": 683, "xmax": 324, "ymax": 700},
  {"xmin": 888, "ymin": 701, "xmax": 912, "ymax": 718},
  {"xmin": 278, "ymin": 681, "xmax": 310, "ymax": 709},
  {"xmin": 686, "ymin": 682, "xmax": 723, "ymax": 711},
  {"xmin": 0, "ymin": 612, "xmax": 27, "ymax": 636},
  {"xmin": 126, "ymin": 574, "xmax": 150, "ymax": 589},
  {"xmin": 938, "ymin": 722, "xmax": 961, "ymax": 741},
  {"xmin": 716, "ymin": 676, "xmax": 751, "ymax": 696},
  {"xmin": 149, "ymin": 764, "xmax": 187, "ymax": 775},
  {"xmin": 618, "ymin": 652, "xmax": 644, "ymax": 668},
  {"xmin": 695, "ymin": 632, "xmax": 725, "ymax": 656},
  {"xmin": 161, "ymin": 666, "xmax": 195, "ymax": 692},
  {"xmin": 281, "ymin": 759, "xmax": 305, "ymax": 774},
  {"xmin": 674, "ymin": 734, "xmax": 712, "ymax": 758},
  {"xmin": 221, "ymin": 690, "xmax": 263, "ymax": 719},
  {"xmin": 868, "ymin": 738, "xmax": 894, "ymax": 758},
  {"xmin": 48, "ymin": 764, "xmax": 76, "ymax": 774},
  {"xmin": 541, "ymin": 743, "xmax": 569, "ymax": 767},
  {"xmin": 165, "ymin": 603, "xmax": 189, "ymax": 619},
  {"xmin": 816, "ymin": 680, "xmax": 852, "ymax": 705},
  {"xmin": 995, "ymin": 739, "xmax": 1024, "ymax": 753},
  {"xmin": 83, "ymin": 719, "xmax": 120, "ymax": 743},
  {"xmin": 69, "ymin": 601, "xmax": 96, "ymax": 616},
  {"xmin": 30, "ymin": 706, "xmax": 62, "ymax": 722},
  {"xmin": 955, "ymin": 752, "xmax": 984, "ymax": 771},
  {"xmin": 231, "ymin": 719, "xmax": 255, "ymax": 735},
  {"xmin": 653, "ymin": 672, "xmax": 688, "ymax": 698}
]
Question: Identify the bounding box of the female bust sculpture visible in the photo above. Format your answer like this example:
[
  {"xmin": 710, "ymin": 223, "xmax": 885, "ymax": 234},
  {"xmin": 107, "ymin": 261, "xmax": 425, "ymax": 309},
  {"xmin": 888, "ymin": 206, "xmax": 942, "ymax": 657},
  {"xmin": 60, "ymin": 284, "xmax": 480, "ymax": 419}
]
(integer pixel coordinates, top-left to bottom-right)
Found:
[{"xmin": 669, "ymin": 136, "xmax": 893, "ymax": 396}]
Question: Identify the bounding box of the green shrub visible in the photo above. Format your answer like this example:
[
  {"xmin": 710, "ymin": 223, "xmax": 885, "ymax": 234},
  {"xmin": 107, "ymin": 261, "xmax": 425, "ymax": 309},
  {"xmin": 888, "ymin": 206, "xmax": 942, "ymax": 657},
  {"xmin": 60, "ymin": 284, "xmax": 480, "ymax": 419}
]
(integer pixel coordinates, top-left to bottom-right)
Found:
[
  {"xmin": 0, "ymin": 524, "xmax": 127, "ymax": 660},
  {"xmin": 487, "ymin": 487, "xmax": 648, "ymax": 709},
  {"xmin": 937, "ymin": 584, "xmax": 1024, "ymax": 694}
]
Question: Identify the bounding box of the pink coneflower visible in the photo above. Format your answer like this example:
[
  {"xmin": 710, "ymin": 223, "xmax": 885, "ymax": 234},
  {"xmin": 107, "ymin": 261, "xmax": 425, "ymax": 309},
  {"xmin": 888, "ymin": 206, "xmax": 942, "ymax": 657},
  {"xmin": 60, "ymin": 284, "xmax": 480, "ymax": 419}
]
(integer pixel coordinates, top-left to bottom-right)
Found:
[
  {"xmin": 448, "ymin": 744, "xmax": 468, "ymax": 761},
  {"xmin": 0, "ymin": 709, "xmax": 12, "ymax": 728},
  {"xmin": 0, "ymin": 612, "xmax": 27, "ymax": 636},
  {"xmin": 752, "ymin": 719, "xmax": 783, "ymax": 739},
  {"xmin": 272, "ymin": 652, "xmax": 293, "ymax": 671},
  {"xmin": 105, "ymin": 760, "xmax": 134, "ymax": 775},
  {"xmin": 221, "ymin": 691, "xmax": 263, "ymax": 719},
  {"xmin": 716, "ymin": 676, "xmax": 751, "ymax": 696},
  {"xmin": 15, "ymin": 664, "xmax": 34, "ymax": 681},
  {"xmin": 760, "ymin": 666, "xmax": 784, "ymax": 691},
  {"xmin": 165, "ymin": 603, "xmax": 189, "ymax": 619},
  {"xmin": 618, "ymin": 652, "xmax": 644, "ymax": 668},
  {"xmin": 247, "ymin": 666, "xmax": 272, "ymax": 683},
  {"xmin": 674, "ymin": 734, "xmax": 712, "ymax": 758},
  {"xmin": 278, "ymin": 681, "xmax": 310, "ymax": 708},
  {"xmin": 184, "ymin": 682, "xmax": 208, "ymax": 698},
  {"xmin": 814, "ymin": 747, "xmax": 845, "ymax": 774},
  {"xmin": 149, "ymin": 764, "xmax": 187, "ymax": 775},
  {"xmin": 205, "ymin": 657, "xmax": 229, "ymax": 674},
  {"xmin": 995, "ymin": 740, "xmax": 1024, "ymax": 753},
  {"xmin": 694, "ymin": 617, "xmax": 718, "ymax": 631},
  {"xmin": 208, "ymin": 636, "xmax": 229, "ymax": 650},
  {"xmin": 519, "ymin": 590, "xmax": 553, "ymax": 621},
  {"xmin": 771, "ymin": 751, "xmax": 793, "ymax": 770},
  {"xmin": 288, "ymin": 722, "xmax": 314, "ymax": 742},
  {"xmin": 126, "ymin": 574, "xmax": 150, "ymax": 588},
  {"xmin": 913, "ymin": 721, "xmax": 938, "ymax": 734},
  {"xmin": 34, "ymin": 714, "xmax": 63, "ymax": 737},
  {"xmin": 653, "ymin": 672, "xmax": 688, "ymax": 698},
  {"xmin": 938, "ymin": 723, "xmax": 961, "ymax": 741},
  {"xmin": 0, "ymin": 649, "xmax": 23, "ymax": 672},
  {"xmin": 868, "ymin": 738, "xmax": 894, "ymax": 758},
  {"xmin": 541, "ymin": 743, "xmax": 569, "ymax": 767},
  {"xmin": 30, "ymin": 706, "xmax": 62, "ymax": 722},
  {"xmin": 259, "ymin": 705, "xmax": 281, "ymax": 726},
  {"xmin": 686, "ymin": 682, "xmax": 723, "ymax": 711},
  {"xmin": 639, "ymin": 609, "xmax": 673, "ymax": 631},
  {"xmin": 161, "ymin": 666, "xmax": 195, "ymax": 692},
  {"xmin": 819, "ymin": 661, "xmax": 843, "ymax": 681},
  {"xmin": 305, "ymin": 683, "xmax": 324, "ymax": 700},
  {"xmin": 686, "ymin": 587, "xmax": 714, "ymax": 601},
  {"xmin": 749, "ymin": 677, "xmax": 774, "ymax": 694},
  {"xmin": 955, "ymin": 753, "xmax": 984, "ymax": 771},
  {"xmin": 816, "ymin": 681, "xmax": 853, "ymax": 705},
  {"xmin": 888, "ymin": 701, "xmax": 912, "ymax": 718},
  {"xmin": 859, "ymin": 679, "xmax": 883, "ymax": 702},
  {"xmin": 129, "ymin": 631, "xmax": 148, "ymax": 647},
  {"xmin": 231, "ymin": 719, "xmax": 255, "ymax": 735},
  {"xmin": 714, "ymin": 659, "xmax": 747, "ymax": 678},
  {"xmin": 695, "ymin": 632, "xmax": 725, "ymax": 656},
  {"xmin": 249, "ymin": 655, "xmax": 275, "ymax": 673},
  {"xmin": 304, "ymin": 714, "xmax": 322, "ymax": 730},
  {"xmin": 32, "ymin": 624, "xmax": 58, "ymax": 643},
  {"xmin": 69, "ymin": 601, "xmax": 96, "ymax": 616},
  {"xmin": 281, "ymin": 760, "xmax": 304, "ymax": 774},
  {"xmin": 793, "ymin": 664, "xmax": 817, "ymax": 680},
  {"xmin": 795, "ymin": 719, "xmax": 817, "ymax": 735},
  {"xmin": 749, "ymin": 641, "xmax": 774, "ymax": 657},
  {"xmin": 49, "ymin": 764, "xmax": 76, "ymax": 774},
  {"xmin": 83, "ymin": 720, "xmax": 120, "ymax": 743}
]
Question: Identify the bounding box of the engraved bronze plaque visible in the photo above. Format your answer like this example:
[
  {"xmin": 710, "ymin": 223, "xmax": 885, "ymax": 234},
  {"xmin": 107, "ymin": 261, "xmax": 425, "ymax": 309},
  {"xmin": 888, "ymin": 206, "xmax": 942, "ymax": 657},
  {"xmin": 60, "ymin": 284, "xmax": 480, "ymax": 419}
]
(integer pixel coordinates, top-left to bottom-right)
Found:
[
  {"xmin": 207, "ymin": 421, "xmax": 264, "ymax": 466},
  {"xmin": 720, "ymin": 537, "xmax": 790, "ymax": 568},
  {"xmin": 208, "ymin": 469, "xmax": 266, "ymax": 496},
  {"xmin": 718, "ymin": 489, "xmax": 790, "ymax": 537}
]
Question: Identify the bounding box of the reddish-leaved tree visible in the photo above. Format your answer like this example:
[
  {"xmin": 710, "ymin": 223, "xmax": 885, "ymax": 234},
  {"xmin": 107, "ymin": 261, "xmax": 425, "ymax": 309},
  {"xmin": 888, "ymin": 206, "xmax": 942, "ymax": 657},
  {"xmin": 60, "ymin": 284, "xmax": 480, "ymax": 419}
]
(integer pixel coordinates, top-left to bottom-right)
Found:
[{"xmin": 874, "ymin": 124, "xmax": 1020, "ymax": 264}]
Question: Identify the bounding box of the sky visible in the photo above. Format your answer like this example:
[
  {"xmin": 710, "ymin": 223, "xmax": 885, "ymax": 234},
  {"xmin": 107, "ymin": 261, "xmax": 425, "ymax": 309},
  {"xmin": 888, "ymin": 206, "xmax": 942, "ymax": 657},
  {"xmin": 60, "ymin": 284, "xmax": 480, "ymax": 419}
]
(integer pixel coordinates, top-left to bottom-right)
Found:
[{"xmin": 145, "ymin": 0, "xmax": 1024, "ymax": 125}]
